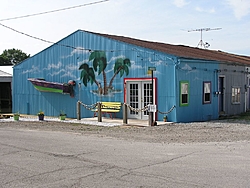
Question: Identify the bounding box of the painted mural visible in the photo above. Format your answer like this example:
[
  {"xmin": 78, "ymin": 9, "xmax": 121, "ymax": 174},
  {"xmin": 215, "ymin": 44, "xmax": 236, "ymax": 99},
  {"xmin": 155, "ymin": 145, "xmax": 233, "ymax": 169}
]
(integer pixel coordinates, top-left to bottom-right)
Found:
[
  {"xmin": 12, "ymin": 30, "xmax": 250, "ymax": 123},
  {"xmin": 79, "ymin": 51, "xmax": 131, "ymax": 96},
  {"xmin": 28, "ymin": 78, "xmax": 75, "ymax": 97}
]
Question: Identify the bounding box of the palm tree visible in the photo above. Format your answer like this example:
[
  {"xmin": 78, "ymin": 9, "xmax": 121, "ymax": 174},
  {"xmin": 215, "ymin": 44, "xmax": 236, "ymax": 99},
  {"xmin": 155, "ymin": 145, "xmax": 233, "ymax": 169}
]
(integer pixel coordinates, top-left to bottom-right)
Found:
[
  {"xmin": 79, "ymin": 63, "xmax": 101, "ymax": 91},
  {"xmin": 89, "ymin": 51, "xmax": 108, "ymax": 95},
  {"xmin": 109, "ymin": 58, "xmax": 131, "ymax": 89},
  {"xmin": 79, "ymin": 51, "xmax": 131, "ymax": 95}
]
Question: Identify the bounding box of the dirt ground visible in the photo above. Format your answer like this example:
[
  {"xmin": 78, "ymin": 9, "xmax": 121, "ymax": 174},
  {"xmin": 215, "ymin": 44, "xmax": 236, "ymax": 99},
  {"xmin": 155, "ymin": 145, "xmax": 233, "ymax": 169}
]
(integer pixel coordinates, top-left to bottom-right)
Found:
[{"xmin": 1, "ymin": 119, "xmax": 250, "ymax": 143}]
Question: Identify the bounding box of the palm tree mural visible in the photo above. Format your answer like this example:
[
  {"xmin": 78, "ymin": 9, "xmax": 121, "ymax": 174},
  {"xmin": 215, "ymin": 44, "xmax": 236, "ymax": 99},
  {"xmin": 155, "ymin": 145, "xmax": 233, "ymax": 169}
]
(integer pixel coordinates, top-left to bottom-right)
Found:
[
  {"xmin": 79, "ymin": 63, "xmax": 102, "ymax": 94},
  {"xmin": 79, "ymin": 51, "xmax": 131, "ymax": 96},
  {"xmin": 109, "ymin": 58, "xmax": 131, "ymax": 89}
]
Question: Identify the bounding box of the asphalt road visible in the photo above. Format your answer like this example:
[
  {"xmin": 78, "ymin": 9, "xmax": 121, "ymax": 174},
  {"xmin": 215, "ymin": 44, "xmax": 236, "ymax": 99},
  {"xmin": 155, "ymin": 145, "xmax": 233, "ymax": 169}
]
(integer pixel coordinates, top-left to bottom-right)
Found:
[{"xmin": 0, "ymin": 126, "xmax": 250, "ymax": 188}]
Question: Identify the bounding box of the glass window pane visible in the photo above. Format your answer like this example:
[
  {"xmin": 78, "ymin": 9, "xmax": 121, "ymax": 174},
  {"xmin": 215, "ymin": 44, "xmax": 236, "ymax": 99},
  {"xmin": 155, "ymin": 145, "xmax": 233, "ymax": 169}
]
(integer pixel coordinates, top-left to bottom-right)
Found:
[
  {"xmin": 204, "ymin": 83, "xmax": 210, "ymax": 93},
  {"xmin": 180, "ymin": 81, "xmax": 189, "ymax": 106},
  {"xmin": 182, "ymin": 83, "xmax": 188, "ymax": 94},
  {"xmin": 232, "ymin": 87, "xmax": 240, "ymax": 103},
  {"xmin": 203, "ymin": 82, "xmax": 211, "ymax": 104},
  {"xmin": 182, "ymin": 94, "xmax": 188, "ymax": 103},
  {"xmin": 205, "ymin": 93, "xmax": 210, "ymax": 101}
]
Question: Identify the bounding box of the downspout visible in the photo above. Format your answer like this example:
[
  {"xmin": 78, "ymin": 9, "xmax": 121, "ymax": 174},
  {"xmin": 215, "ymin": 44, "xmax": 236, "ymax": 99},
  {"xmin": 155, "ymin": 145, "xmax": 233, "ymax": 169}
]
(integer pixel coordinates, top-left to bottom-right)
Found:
[
  {"xmin": 173, "ymin": 58, "xmax": 180, "ymax": 122},
  {"xmin": 244, "ymin": 67, "xmax": 249, "ymax": 112},
  {"xmin": 165, "ymin": 56, "xmax": 179, "ymax": 122},
  {"xmin": 245, "ymin": 86, "xmax": 247, "ymax": 112},
  {"xmin": 214, "ymin": 69, "xmax": 219, "ymax": 117}
]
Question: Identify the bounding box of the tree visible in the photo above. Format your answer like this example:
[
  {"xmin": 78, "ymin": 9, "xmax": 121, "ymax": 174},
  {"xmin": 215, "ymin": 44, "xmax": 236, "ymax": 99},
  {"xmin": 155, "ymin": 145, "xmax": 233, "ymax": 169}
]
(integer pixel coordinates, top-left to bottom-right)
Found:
[
  {"xmin": 89, "ymin": 51, "xmax": 108, "ymax": 95},
  {"xmin": 79, "ymin": 51, "xmax": 131, "ymax": 96},
  {"xmin": 109, "ymin": 58, "xmax": 131, "ymax": 88},
  {"xmin": 79, "ymin": 63, "xmax": 102, "ymax": 92},
  {"xmin": 0, "ymin": 48, "xmax": 30, "ymax": 65}
]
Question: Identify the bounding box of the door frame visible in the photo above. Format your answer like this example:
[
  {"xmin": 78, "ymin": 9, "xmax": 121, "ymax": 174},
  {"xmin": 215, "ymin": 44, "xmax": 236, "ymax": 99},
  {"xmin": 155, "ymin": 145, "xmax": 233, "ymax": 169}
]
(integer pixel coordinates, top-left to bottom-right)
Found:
[
  {"xmin": 218, "ymin": 75, "xmax": 225, "ymax": 115},
  {"xmin": 124, "ymin": 78, "xmax": 157, "ymax": 120}
]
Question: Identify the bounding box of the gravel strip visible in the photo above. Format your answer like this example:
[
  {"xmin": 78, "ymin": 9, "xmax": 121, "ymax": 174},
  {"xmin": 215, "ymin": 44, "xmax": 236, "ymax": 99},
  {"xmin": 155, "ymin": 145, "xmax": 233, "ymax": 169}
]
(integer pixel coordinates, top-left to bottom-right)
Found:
[{"xmin": 1, "ymin": 119, "xmax": 250, "ymax": 143}]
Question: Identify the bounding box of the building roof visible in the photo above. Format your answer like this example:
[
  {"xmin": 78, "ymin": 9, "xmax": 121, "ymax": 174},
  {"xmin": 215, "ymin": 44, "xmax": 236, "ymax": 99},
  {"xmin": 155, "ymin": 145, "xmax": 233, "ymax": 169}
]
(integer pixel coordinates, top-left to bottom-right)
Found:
[
  {"xmin": 0, "ymin": 69, "xmax": 12, "ymax": 77},
  {"xmin": 84, "ymin": 30, "xmax": 250, "ymax": 65},
  {"xmin": 0, "ymin": 66, "xmax": 13, "ymax": 76}
]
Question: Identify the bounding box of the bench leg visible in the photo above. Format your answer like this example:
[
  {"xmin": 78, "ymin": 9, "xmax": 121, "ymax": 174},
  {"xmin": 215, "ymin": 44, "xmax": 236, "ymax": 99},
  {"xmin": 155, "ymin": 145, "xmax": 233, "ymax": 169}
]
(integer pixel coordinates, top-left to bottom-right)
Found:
[
  {"xmin": 94, "ymin": 111, "xmax": 117, "ymax": 119},
  {"xmin": 94, "ymin": 112, "xmax": 106, "ymax": 118}
]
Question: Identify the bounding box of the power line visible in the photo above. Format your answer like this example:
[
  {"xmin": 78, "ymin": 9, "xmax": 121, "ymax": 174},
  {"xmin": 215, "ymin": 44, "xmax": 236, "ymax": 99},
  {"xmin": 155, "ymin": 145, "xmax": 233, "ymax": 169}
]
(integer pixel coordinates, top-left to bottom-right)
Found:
[
  {"xmin": 0, "ymin": 22, "xmax": 127, "ymax": 53},
  {"xmin": 0, "ymin": 22, "xmax": 52, "ymax": 44},
  {"xmin": 0, "ymin": 0, "xmax": 109, "ymax": 22},
  {"xmin": 0, "ymin": 21, "xmax": 93, "ymax": 51}
]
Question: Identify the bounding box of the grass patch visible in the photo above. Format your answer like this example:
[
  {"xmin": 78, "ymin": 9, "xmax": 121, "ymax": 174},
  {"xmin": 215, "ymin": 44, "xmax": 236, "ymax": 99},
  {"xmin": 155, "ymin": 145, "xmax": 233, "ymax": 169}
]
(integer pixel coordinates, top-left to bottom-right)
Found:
[{"xmin": 221, "ymin": 111, "xmax": 250, "ymax": 120}]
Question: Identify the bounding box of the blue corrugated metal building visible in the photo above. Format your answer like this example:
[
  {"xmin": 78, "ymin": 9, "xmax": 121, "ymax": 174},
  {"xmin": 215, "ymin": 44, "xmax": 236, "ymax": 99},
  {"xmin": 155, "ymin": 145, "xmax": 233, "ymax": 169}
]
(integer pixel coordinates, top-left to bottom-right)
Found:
[{"xmin": 13, "ymin": 30, "xmax": 250, "ymax": 122}]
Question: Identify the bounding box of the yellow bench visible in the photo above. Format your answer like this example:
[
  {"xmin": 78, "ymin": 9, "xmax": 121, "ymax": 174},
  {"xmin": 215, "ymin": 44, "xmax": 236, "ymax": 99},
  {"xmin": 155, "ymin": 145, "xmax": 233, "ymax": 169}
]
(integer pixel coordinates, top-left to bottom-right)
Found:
[{"xmin": 93, "ymin": 102, "xmax": 122, "ymax": 119}]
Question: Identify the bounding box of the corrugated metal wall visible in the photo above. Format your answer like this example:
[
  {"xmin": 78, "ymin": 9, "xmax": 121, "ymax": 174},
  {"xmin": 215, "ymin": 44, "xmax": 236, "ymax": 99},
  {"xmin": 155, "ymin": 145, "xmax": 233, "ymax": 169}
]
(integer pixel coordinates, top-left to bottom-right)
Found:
[
  {"xmin": 13, "ymin": 30, "xmax": 178, "ymax": 120},
  {"xmin": 175, "ymin": 59, "xmax": 219, "ymax": 122},
  {"xmin": 218, "ymin": 64, "xmax": 246, "ymax": 115},
  {"xmin": 13, "ymin": 37, "xmax": 80, "ymax": 117},
  {"xmin": 13, "ymin": 30, "xmax": 247, "ymax": 122}
]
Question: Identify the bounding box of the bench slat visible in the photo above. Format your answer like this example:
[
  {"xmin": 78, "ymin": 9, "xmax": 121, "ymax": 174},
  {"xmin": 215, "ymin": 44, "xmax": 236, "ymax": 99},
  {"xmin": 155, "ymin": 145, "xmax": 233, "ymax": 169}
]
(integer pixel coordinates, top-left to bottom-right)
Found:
[
  {"xmin": 93, "ymin": 102, "xmax": 122, "ymax": 118},
  {"xmin": 94, "ymin": 109, "xmax": 120, "ymax": 112}
]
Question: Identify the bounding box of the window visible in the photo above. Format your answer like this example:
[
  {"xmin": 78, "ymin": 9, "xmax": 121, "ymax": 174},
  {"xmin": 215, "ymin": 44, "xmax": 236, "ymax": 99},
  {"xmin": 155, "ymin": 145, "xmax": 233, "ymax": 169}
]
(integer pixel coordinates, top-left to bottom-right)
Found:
[
  {"xmin": 232, "ymin": 87, "xmax": 240, "ymax": 104},
  {"xmin": 203, "ymin": 81, "xmax": 211, "ymax": 104},
  {"xmin": 180, "ymin": 81, "xmax": 189, "ymax": 106}
]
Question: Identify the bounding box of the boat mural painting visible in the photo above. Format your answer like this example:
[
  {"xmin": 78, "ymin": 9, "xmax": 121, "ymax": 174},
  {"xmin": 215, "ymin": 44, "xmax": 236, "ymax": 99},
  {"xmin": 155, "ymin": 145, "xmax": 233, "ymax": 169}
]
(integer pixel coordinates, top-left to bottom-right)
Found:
[
  {"xmin": 79, "ymin": 50, "xmax": 131, "ymax": 96},
  {"xmin": 28, "ymin": 78, "xmax": 75, "ymax": 97}
]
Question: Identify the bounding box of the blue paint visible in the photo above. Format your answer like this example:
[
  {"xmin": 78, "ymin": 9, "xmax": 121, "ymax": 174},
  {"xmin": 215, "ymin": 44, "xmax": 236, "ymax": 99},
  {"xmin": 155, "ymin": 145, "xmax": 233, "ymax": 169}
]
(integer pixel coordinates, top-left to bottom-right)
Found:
[{"xmin": 12, "ymin": 30, "xmax": 235, "ymax": 122}]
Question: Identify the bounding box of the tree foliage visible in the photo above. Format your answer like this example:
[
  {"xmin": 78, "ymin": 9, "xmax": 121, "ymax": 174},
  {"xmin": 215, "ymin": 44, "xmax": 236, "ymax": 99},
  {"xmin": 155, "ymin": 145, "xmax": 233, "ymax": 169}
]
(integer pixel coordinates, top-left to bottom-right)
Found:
[
  {"xmin": 79, "ymin": 63, "xmax": 96, "ymax": 87},
  {"xmin": 0, "ymin": 48, "xmax": 30, "ymax": 65},
  {"xmin": 79, "ymin": 51, "xmax": 131, "ymax": 95}
]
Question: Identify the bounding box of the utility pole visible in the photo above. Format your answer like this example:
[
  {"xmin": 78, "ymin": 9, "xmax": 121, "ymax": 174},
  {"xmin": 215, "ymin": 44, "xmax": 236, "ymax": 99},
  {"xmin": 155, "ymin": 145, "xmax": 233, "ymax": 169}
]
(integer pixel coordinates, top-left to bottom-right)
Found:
[{"xmin": 188, "ymin": 27, "xmax": 222, "ymax": 49}]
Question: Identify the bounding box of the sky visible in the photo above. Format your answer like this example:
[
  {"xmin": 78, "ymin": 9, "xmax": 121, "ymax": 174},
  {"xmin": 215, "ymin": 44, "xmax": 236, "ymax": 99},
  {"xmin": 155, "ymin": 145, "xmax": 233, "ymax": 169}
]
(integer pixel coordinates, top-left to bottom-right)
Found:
[{"xmin": 0, "ymin": 0, "xmax": 249, "ymax": 57}]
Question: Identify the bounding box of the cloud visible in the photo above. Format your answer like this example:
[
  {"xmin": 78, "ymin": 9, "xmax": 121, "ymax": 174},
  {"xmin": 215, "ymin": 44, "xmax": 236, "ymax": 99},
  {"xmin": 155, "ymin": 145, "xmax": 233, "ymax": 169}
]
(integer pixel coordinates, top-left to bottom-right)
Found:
[
  {"xmin": 130, "ymin": 61, "xmax": 144, "ymax": 70},
  {"xmin": 22, "ymin": 65, "xmax": 40, "ymax": 74},
  {"xmin": 43, "ymin": 62, "xmax": 62, "ymax": 71},
  {"xmin": 61, "ymin": 71, "xmax": 77, "ymax": 80},
  {"xmin": 46, "ymin": 62, "xmax": 79, "ymax": 77},
  {"xmin": 195, "ymin": 6, "xmax": 215, "ymax": 13},
  {"xmin": 47, "ymin": 69, "xmax": 65, "ymax": 77},
  {"xmin": 61, "ymin": 47, "xmax": 89, "ymax": 58},
  {"xmin": 67, "ymin": 64, "xmax": 78, "ymax": 71},
  {"xmin": 148, "ymin": 58, "xmax": 168, "ymax": 67},
  {"xmin": 226, "ymin": 0, "xmax": 250, "ymax": 19},
  {"xmin": 173, "ymin": 0, "xmax": 189, "ymax": 8},
  {"xmin": 108, "ymin": 55, "xmax": 125, "ymax": 64},
  {"xmin": 181, "ymin": 64, "xmax": 192, "ymax": 71}
]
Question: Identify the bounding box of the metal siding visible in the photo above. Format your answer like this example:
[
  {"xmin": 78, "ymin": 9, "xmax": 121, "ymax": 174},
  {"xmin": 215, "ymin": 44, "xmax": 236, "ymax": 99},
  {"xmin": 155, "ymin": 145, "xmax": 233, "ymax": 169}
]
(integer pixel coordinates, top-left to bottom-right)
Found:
[
  {"xmin": 13, "ymin": 30, "xmax": 178, "ymax": 120},
  {"xmin": 12, "ymin": 31, "xmax": 154, "ymax": 118},
  {"xmin": 218, "ymin": 64, "xmax": 245, "ymax": 115},
  {"xmin": 13, "ymin": 43, "xmax": 79, "ymax": 117},
  {"xmin": 13, "ymin": 30, "xmax": 226, "ymax": 122},
  {"xmin": 154, "ymin": 56, "xmax": 177, "ymax": 122},
  {"xmin": 175, "ymin": 59, "xmax": 219, "ymax": 122}
]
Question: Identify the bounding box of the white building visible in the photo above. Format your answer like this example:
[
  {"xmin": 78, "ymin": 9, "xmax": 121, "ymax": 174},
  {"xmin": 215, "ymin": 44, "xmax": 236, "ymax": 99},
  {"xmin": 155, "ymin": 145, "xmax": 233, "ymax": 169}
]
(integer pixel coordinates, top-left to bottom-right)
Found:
[{"xmin": 0, "ymin": 66, "xmax": 12, "ymax": 113}]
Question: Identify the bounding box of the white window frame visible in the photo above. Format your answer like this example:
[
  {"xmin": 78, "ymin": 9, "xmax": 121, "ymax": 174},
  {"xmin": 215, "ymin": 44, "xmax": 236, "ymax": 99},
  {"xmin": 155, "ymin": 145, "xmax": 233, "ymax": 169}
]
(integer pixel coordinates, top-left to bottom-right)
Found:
[
  {"xmin": 203, "ymin": 81, "xmax": 211, "ymax": 104},
  {"xmin": 232, "ymin": 87, "xmax": 240, "ymax": 104},
  {"xmin": 180, "ymin": 81, "xmax": 189, "ymax": 107}
]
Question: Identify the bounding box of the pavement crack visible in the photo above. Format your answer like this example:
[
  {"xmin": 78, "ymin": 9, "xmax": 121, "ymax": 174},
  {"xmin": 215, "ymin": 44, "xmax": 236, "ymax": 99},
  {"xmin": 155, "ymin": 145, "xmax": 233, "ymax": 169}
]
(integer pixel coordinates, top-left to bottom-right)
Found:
[
  {"xmin": 0, "ymin": 150, "xmax": 21, "ymax": 156},
  {"xmin": 3, "ymin": 165, "xmax": 110, "ymax": 186},
  {"xmin": 3, "ymin": 167, "xmax": 65, "ymax": 186},
  {"xmin": 131, "ymin": 151, "xmax": 198, "ymax": 171}
]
